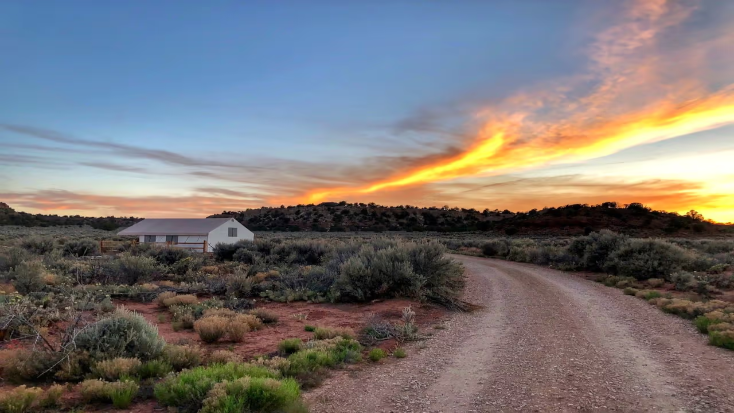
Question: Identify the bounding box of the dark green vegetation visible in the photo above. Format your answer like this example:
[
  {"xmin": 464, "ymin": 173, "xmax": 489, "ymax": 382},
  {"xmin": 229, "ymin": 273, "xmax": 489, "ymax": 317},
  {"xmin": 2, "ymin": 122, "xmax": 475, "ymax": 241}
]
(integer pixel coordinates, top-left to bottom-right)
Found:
[
  {"xmin": 0, "ymin": 202, "xmax": 140, "ymax": 230},
  {"xmin": 212, "ymin": 201, "xmax": 732, "ymax": 235}
]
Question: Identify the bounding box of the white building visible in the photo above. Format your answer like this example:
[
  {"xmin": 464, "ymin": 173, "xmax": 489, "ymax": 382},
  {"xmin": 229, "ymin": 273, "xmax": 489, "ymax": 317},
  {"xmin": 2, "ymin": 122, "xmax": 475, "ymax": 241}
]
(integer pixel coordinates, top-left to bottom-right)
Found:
[{"xmin": 118, "ymin": 218, "xmax": 253, "ymax": 252}]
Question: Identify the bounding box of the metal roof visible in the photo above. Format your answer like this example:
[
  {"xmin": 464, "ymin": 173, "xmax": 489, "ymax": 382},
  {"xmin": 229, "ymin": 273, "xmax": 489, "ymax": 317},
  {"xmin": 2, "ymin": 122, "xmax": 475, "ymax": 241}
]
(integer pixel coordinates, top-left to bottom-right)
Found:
[{"xmin": 118, "ymin": 218, "xmax": 237, "ymax": 236}]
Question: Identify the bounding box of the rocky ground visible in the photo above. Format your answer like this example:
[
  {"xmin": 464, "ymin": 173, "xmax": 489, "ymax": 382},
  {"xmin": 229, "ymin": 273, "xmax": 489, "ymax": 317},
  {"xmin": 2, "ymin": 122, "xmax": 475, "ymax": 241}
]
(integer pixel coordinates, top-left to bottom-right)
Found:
[{"xmin": 304, "ymin": 255, "xmax": 734, "ymax": 412}]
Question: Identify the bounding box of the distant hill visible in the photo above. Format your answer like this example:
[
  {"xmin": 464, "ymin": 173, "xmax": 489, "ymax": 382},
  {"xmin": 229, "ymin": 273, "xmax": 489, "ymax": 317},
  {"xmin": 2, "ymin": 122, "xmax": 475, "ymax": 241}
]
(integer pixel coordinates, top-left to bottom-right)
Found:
[
  {"xmin": 0, "ymin": 203, "xmax": 142, "ymax": 230},
  {"xmin": 2, "ymin": 200, "xmax": 730, "ymax": 236},
  {"xmin": 211, "ymin": 201, "xmax": 733, "ymax": 236}
]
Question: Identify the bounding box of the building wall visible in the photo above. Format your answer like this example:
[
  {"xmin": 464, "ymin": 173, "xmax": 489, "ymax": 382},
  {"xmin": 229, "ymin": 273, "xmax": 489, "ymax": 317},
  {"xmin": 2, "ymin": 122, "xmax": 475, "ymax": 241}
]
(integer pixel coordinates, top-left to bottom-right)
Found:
[
  {"xmin": 139, "ymin": 234, "xmax": 208, "ymax": 251},
  {"xmin": 207, "ymin": 219, "xmax": 254, "ymax": 251}
]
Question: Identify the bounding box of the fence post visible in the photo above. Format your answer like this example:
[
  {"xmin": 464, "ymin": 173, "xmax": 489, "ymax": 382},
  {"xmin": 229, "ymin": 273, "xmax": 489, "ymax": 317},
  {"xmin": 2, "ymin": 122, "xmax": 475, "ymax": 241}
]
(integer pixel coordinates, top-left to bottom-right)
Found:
[
  {"xmin": 100, "ymin": 240, "xmax": 104, "ymax": 254},
  {"xmin": 203, "ymin": 240, "xmax": 208, "ymax": 253}
]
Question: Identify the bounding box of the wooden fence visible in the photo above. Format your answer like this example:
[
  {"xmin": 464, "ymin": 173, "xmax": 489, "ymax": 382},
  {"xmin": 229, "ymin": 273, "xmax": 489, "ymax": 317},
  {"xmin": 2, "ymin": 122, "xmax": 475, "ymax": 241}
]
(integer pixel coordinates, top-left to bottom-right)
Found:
[{"xmin": 100, "ymin": 239, "xmax": 209, "ymax": 254}]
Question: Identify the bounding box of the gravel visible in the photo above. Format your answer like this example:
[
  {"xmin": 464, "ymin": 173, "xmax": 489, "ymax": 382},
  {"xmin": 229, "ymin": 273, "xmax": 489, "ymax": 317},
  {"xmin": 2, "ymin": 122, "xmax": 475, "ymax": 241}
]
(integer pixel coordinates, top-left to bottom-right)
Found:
[{"xmin": 304, "ymin": 255, "xmax": 734, "ymax": 412}]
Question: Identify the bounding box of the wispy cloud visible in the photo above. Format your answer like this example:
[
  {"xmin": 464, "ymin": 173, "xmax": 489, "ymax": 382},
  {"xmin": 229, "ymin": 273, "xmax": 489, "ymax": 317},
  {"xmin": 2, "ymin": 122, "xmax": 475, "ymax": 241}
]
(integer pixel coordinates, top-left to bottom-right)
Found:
[{"xmin": 298, "ymin": 0, "xmax": 734, "ymax": 204}]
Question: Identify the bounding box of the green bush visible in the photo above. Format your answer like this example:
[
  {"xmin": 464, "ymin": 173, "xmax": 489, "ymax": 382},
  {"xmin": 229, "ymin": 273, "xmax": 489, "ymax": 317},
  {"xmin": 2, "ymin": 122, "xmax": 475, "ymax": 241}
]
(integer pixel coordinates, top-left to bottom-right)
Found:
[
  {"xmin": 91, "ymin": 357, "xmax": 142, "ymax": 381},
  {"xmin": 393, "ymin": 348, "xmax": 407, "ymax": 358},
  {"xmin": 278, "ymin": 338, "xmax": 303, "ymax": 355},
  {"xmin": 107, "ymin": 380, "xmax": 139, "ymax": 409},
  {"xmin": 200, "ymin": 377, "xmax": 302, "ymax": 413},
  {"xmin": 695, "ymin": 316, "xmax": 716, "ymax": 334},
  {"xmin": 111, "ymin": 253, "xmax": 161, "ymax": 284},
  {"xmin": 304, "ymin": 325, "xmax": 316, "ymax": 332},
  {"xmin": 21, "ymin": 237, "xmax": 55, "ymax": 255},
  {"xmin": 709, "ymin": 330, "xmax": 734, "ymax": 350},
  {"xmin": 568, "ymin": 230, "xmax": 628, "ymax": 272},
  {"xmin": 154, "ymin": 363, "xmax": 278, "ymax": 412},
  {"xmin": 62, "ymin": 238, "xmax": 99, "ymax": 257},
  {"xmin": 138, "ymin": 359, "xmax": 172, "ymax": 379},
  {"xmin": 368, "ymin": 348, "xmax": 387, "ymax": 362},
  {"xmin": 604, "ymin": 239, "xmax": 690, "ymax": 280},
  {"xmin": 74, "ymin": 308, "xmax": 165, "ymax": 362},
  {"xmin": 10, "ymin": 261, "xmax": 45, "ymax": 295},
  {"xmin": 161, "ymin": 344, "xmax": 203, "ymax": 371},
  {"xmin": 284, "ymin": 349, "xmax": 336, "ymax": 377},
  {"xmin": 250, "ymin": 308, "xmax": 279, "ymax": 324},
  {"xmin": 623, "ymin": 287, "xmax": 638, "ymax": 296}
]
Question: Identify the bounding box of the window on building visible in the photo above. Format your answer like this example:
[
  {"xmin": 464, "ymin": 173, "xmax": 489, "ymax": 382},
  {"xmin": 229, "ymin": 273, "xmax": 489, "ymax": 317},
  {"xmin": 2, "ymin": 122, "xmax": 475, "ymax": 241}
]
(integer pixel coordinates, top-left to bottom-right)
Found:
[
  {"xmin": 144, "ymin": 235, "xmax": 156, "ymax": 243},
  {"xmin": 166, "ymin": 235, "xmax": 179, "ymax": 244},
  {"xmin": 228, "ymin": 228, "xmax": 237, "ymax": 237}
]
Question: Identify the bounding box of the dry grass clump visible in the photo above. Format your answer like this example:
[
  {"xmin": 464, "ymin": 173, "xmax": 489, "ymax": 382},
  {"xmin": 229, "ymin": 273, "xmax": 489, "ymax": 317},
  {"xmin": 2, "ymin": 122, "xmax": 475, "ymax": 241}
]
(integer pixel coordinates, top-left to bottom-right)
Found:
[
  {"xmin": 0, "ymin": 384, "xmax": 63, "ymax": 412},
  {"xmin": 161, "ymin": 344, "xmax": 203, "ymax": 370},
  {"xmin": 647, "ymin": 278, "xmax": 665, "ymax": 288},
  {"xmin": 80, "ymin": 379, "xmax": 139, "ymax": 408},
  {"xmin": 163, "ymin": 294, "xmax": 198, "ymax": 308},
  {"xmin": 202, "ymin": 308, "xmax": 237, "ymax": 318},
  {"xmin": 194, "ymin": 316, "xmax": 229, "ymax": 343},
  {"xmin": 233, "ymin": 313, "xmax": 263, "ymax": 331},
  {"xmin": 225, "ymin": 318, "xmax": 251, "ymax": 343},
  {"xmin": 313, "ymin": 327, "xmax": 354, "ymax": 340},
  {"xmin": 250, "ymin": 308, "xmax": 279, "ymax": 324},
  {"xmin": 0, "ymin": 349, "xmax": 59, "ymax": 383},
  {"xmin": 208, "ymin": 350, "xmax": 243, "ymax": 364},
  {"xmin": 91, "ymin": 357, "xmax": 142, "ymax": 381},
  {"xmin": 251, "ymin": 356, "xmax": 291, "ymax": 373},
  {"xmin": 634, "ymin": 289, "xmax": 662, "ymax": 300}
]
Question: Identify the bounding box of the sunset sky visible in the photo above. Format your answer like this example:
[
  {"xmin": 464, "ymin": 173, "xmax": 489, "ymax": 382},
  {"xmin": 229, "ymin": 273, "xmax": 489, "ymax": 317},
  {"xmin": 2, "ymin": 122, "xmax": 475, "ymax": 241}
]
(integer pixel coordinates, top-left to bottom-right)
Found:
[{"xmin": 1, "ymin": 1, "xmax": 733, "ymax": 222}]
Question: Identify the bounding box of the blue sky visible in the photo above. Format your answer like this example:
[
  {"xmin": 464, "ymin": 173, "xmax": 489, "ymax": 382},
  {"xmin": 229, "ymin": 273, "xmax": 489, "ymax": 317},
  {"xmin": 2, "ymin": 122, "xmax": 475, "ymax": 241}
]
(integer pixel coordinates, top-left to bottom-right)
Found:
[{"xmin": 1, "ymin": 1, "xmax": 733, "ymax": 221}]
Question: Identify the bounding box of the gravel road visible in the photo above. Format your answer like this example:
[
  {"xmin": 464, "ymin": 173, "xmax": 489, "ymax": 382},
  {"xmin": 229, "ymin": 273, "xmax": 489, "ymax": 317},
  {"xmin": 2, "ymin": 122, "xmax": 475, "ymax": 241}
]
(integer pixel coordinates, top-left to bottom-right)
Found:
[{"xmin": 304, "ymin": 255, "xmax": 734, "ymax": 412}]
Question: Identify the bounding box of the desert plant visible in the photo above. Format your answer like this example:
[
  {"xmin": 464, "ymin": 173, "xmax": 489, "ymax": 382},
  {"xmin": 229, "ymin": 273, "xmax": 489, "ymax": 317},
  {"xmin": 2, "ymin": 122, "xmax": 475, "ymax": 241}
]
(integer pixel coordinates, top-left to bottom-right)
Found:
[
  {"xmin": 21, "ymin": 237, "xmax": 55, "ymax": 255},
  {"xmin": 368, "ymin": 348, "xmax": 386, "ymax": 362},
  {"xmin": 91, "ymin": 357, "xmax": 142, "ymax": 381},
  {"xmin": 304, "ymin": 325, "xmax": 316, "ymax": 332},
  {"xmin": 108, "ymin": 380, "xmax": 139, "ymax": 409},
  {"xmin": 393, "ymin": 347, "xmax": 407, "ymax": 358},
  {"xmin": 74, "ymin": 308, "xmax": 166, "ymax": 362},
  {"xmin": 278, "ymin": 338, "xmax": 303, "ymax": 355},
  {"xmin": 623, "ymin": 287, "xmax": 638, "ymax": 296},
  {"xmin": 154, "ymin": 362, "xmax": 278, "ymax": 412},
  {"xmin": 250, "ymin": 308, "xmax": 279, "ymax": 324},
  {"xmin": 62, "ymin": 238, "xmax": 99, "ymax": 257},
  {"xmin": 0, "ymin": 349, "xmax": 60, "ymax": 383},
  {"xmin": 313, "ymin": 327, "xmax": 354, "ymax": 340},
  {"xmin": 10, "ymin": 261, "xmax": 45, "ymax": 295},
  {"xmin": 111, "ymin": 253, "xmax": 160, "ymax": 284},
  {"xmin": 225, "ymin": 271, "xmax": 254, "ymax": 298},
  {"xmin": 138, "ymin": 359, "xmax": 172, "ymax": 379},
  {"xmin": 163, "ymin": 294, "xmax": 199, "ymax": 308},
  {"xmin": 0, "ymin": 385, "xmax": 43, "ymax": 413},
  {"xmin": 225, "ymin": 318, "xmax": 250, "ymax": 342},
  {"xmin": 199, "ymin": 376, "xmax": 302, "ymax": 413},
  {"xmin": 162, "ymin": 344, "xmax": 203, "ymax": 370},
  {"xmin": 208, "ymin": 350, "xmax": 243, "ymax": 365},
  {"xmin": 647, "ymin": 278, "xmax": 665, "ymax": 288},
  {"xmin": 154, "ymin": 291, "xmax": 177, "ymax": 308},
  {"xmin": 195, "ymin": 316, "xmax": 229, "ymax": 343},
  {"xmin": 604, "ymin": 239, "xmax": 690, "ymax": 280},
  {"xmin": 709, "ymin": 330, "xmax": 734, "ymax": 350}
]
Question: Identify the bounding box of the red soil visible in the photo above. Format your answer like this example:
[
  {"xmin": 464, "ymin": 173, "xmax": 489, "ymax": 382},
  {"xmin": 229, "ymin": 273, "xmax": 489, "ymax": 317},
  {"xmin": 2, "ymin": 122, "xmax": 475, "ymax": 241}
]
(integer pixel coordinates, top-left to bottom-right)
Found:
[{"xmin": 119, "ymin": 298, "xmax": 446, "ymax": 360}]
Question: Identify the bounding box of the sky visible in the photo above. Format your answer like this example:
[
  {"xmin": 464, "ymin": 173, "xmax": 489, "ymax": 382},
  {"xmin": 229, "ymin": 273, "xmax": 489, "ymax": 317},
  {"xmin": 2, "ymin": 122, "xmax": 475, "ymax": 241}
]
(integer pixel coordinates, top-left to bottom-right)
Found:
[{"xmin": 1, "ymin": 0, "xmax": 733, "ymax": 223}]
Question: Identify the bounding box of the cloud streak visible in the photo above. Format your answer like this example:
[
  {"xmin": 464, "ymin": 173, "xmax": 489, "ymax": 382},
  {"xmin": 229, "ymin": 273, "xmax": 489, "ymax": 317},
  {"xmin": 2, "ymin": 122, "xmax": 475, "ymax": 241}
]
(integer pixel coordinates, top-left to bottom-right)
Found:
[{"xmin": 299, "ymin": 0, "xmax": 734, "ymax": 205}]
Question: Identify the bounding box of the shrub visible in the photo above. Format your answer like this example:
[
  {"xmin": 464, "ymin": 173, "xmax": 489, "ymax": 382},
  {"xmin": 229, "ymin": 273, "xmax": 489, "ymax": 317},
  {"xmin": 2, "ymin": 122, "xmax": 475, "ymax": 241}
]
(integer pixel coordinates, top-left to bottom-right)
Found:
[
  {"xmin": 108, "ymin": 380, "xmax": 139, "ymax": 409},
  {"xmin": 250, "ymin": 308, "xmax": 279, "ymax": 324},
  {"xmin": 162, "ymin": 344, "xmax": 203, "ymax": 370},
  {"xmin": 709, "ymin": 330, "xmax": 734, "ymax": 350},
  {"xmin": 199, "ymin": 377, "xmax": 302, "ymax": 413},
  {"xmin": 568, "ymin": 230, "xmax": 628, "ymax": 271},
  {"xmin": 368, "ymin": 348, "xmax": 387, "ymax": 362},
  {"xmin": 313, "ymin": 327, "xmax": 354, "ymax": 340},
  {"xmin": 74, "ymin": 308, "xmax": 166, "ymax": 362},
  {"xmin": 278, "ymin": 339, "xmax": 302, "ymax": 355},
  {"xmin": 284, "ymin": 349, "xmax": 336, "ymax": 377},
  {"xmin": 111, "ymin": 253, "xmax": 160, "ymax": 284},
  {"xmin": 91, "ymin": 357, "xmax": 142, "ymax": 381},
  {"xmin": 194, "ymin": 316, "xmax": 229, "ymax": 343},
  {"xmin": 393, "ymin": 347, "xmax": 407, "ymax": 358},
  {"xmin": 604, "ymin": 239, "xmax": 690, "ymax": 280},
  {"xmin": 208, "ymin": 350, "xmax": 243, "ymax": 365},
  {"xmin": 62, "ymin": 238, "xmax": 99, "ymax": 257},
  {"xmin": 226, "ymin": 271, "xmax": 254, "ymax": 298},
  {"xmin": 635, "ymin": 290, "xmax": 662, "ymax": 300},
  {"xmin": 304, "ymin": 325, "xmax": 316, "ymax": 332},
  {"xmin": 225, "ymin": 318, "xmax": 251, "ymax": 343},
  {"xmin": 647, "ymin": 278, "xmax": 665, "ymax": 288},
  {"xmin": 695, "ymin": 316, "xmax": 716, "ymax": 334},
  {"xmin": 623, "ymin": 287, "xmax": 638, "ymax": 296},
  {"xmin": 147, "ymin": 246, "xmax": 191, "ymax": 266},
  {"xmin": 154, "ymin": 363, "xmax": 278, "ymax": 412},
  {"xmin": 10, "ymin": 261, "xmax": 45, "ymax": 295},
  {"xmin": 0, "ymin": 385, "xmax": 43, "ymax": 413},
  {"xmin": 0, "ymin": 349, "xmax": 59, "ymax": 383},
  {"xmin": 670, "ymin": 271, "xmax": 695, "ymax": 291},
  {"xmin": 21, "ymin": 237, "xmax": 55, "ymax": 255},
  {"xmin": 163, "ymin": 294, "xmax": 199, "ymax": 308},
  {"xmin": 154, "ymin": 291, "xmax": 177, "ymax": 308},
  {"xmin": 138, "ymin": 359, "xmax": 172, "ymax": 379},
  {"xmin": 80, "ymin": 379, "xmax": 139, "ymax": 409}
]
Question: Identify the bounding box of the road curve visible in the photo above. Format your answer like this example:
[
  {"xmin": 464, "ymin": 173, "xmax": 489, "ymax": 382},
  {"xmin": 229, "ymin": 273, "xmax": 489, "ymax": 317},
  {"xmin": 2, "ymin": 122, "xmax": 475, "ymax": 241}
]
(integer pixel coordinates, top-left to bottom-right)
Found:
[{"xmin": 305, "ymin": 255, "xmax": 734, "ymax": 412}]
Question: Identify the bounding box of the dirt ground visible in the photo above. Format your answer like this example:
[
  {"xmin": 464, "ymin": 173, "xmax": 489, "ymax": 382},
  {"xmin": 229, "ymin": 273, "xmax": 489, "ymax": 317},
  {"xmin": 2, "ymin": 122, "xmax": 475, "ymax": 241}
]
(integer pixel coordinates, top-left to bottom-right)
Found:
[{"xmin": 305, "ymin": 255, "xmax": 734, "ymax": 413}]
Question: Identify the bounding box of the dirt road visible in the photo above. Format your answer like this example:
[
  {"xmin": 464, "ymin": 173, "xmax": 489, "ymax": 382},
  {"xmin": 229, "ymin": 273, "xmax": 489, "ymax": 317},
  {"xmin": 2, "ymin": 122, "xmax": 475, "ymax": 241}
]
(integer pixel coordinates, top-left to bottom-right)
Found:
[{"xmin": 305, "ymin": 255, "xmax": 734, "ymax": 412}]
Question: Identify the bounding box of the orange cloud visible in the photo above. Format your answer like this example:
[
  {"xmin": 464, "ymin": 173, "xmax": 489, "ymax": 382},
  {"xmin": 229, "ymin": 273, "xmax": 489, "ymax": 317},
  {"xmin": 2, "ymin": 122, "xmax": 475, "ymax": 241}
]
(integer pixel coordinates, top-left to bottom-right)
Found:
[{"xmin": 296, "ymin": 0, "xmax": 734, "ymax": 210}]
